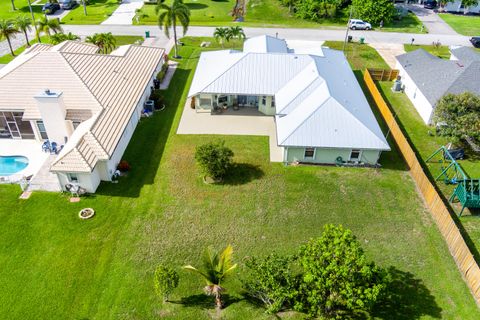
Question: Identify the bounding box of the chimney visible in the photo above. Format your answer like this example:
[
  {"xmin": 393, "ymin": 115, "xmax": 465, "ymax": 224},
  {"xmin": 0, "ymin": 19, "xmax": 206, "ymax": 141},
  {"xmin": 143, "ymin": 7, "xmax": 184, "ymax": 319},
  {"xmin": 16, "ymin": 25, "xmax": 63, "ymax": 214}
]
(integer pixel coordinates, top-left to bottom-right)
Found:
[{"xmin": 34, "ymin": 90, "xmax": 72, "ymax": 143}]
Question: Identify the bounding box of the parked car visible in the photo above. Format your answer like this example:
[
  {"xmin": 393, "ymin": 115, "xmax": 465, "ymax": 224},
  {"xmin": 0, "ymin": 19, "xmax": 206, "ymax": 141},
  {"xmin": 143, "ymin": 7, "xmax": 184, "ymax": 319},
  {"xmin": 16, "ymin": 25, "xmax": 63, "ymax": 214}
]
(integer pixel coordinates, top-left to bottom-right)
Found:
[
  {"xmin": 42, "ymin": 2, "xmax": 61, "ymax": 14},
  {"xmin": 349, "ymin": 19, "xmax": 372, "ymax": 30},
  {"xmin": 423, "ymin": 0, "xmax": 437, "ymax": 9},
  {"xmin": 470, "ymin": 37, "xmax": 480, "ymax": 48},
  {"xmin": 59, "ymin": 0, "xmax": 77, "ymax": 10}
]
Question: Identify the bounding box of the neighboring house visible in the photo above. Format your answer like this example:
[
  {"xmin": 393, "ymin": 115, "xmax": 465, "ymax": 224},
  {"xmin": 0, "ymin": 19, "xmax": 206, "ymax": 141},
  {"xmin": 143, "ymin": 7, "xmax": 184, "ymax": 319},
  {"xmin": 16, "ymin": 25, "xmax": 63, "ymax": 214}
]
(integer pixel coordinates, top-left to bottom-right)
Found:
[
  {"xmin": 444, "ymin": 1, "xmax": 480, "ymax": 13},
  {"xmin": 0, "ymin": 41, "xmax": 165, "ymax": 192},
  {"xmin": 395, "ymin": 47, "xmax": 480, "ymax": 124},
  {"xmin": 188, "ymin": 35, "xmax": 390, "ymax": 165}
]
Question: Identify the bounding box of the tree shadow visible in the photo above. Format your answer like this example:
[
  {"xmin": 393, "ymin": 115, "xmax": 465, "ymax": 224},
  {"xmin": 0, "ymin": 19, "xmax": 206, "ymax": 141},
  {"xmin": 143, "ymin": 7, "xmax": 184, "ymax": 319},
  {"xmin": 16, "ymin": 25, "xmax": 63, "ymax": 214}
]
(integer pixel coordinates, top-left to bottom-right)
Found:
[
  {"xmin": 186, "ymin": 3, "xmax": 208, "ymax": 10},
  {"xmin": 372, "ymin": 267, "xmax": 442, "ymax": 319},
  {"xmin": 174, "ymin": 293, "xmax": 243, "ymax": 310},
  {"xmin": 222, "ymin": 163, "xmax": 264, "ymax": 185}
]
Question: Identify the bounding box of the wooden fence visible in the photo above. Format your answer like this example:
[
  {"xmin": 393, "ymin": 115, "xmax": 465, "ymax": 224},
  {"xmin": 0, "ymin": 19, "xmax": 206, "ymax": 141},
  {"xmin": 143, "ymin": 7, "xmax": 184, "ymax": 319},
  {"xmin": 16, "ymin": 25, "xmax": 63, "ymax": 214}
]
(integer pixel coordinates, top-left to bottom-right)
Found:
[
  {"xmin": 367, "ymin": 68, "xmax": 399, "ymax": 81},
  {"xmin": 364, "ymin": 69, "xmax": 480, "ymax": 304}
]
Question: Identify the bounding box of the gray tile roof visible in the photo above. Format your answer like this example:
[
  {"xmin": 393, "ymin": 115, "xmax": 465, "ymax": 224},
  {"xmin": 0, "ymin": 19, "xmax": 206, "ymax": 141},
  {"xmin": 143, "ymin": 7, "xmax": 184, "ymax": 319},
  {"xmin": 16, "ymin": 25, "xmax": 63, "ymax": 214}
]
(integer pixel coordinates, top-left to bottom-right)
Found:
[
  {"xmin": 451, "ymin": 46, "xmax": 480, "ymax": 64},
  {"xmin": 396, "ymin": 48, "xmax": 480, "ymax": 106}
]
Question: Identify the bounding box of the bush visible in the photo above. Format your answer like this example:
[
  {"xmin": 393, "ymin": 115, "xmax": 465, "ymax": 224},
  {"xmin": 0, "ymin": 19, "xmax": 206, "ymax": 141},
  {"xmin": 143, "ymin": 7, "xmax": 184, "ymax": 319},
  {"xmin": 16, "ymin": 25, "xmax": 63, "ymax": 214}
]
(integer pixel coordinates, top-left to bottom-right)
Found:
[
  {"xmin": 352, "ymin": 0, "xmax": 395, "ymax": 25},
  {"xmin": 117, "ymin": 160, "xmax": 131, "ymax": 172},
  {"xmin": 156, "ymin": 62, "xmax": 169, "ymax": 82},
  {"xmin": 149, "ymin": 90, "xmax": 164, "ymax": 109},
  {"xmin": 154, "ymin": 264, "xmax": 179, "ymax": 303},
  {"xmin": 195, "ymin": 141, "xmax": 234, "ymax": 181}
]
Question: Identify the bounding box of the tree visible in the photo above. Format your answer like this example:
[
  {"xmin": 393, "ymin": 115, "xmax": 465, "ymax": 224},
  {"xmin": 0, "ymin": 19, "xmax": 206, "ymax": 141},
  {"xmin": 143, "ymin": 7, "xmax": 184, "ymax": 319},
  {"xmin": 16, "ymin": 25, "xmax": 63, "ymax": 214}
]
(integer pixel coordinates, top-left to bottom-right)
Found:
[
  {"xmin": 295, "ymin": 0, "xmax": 340, "ymax": 20},
  {"xmin": 50, "ymin": 32, "xmax": 80, "ymax": 45},
  {"xmin": 213, "ymin": 27, "xmax": 229, "ymax": 48},
  {"xmin": 242, "ymin": 254, "xmax": 298, "ymax": 314},
  {"xmin": 226, "ymin": 26, "xmax": 245, "ymax": 47},
  {"xmin": 154, "ymin": 264, "xmax": 179, "ymax": 303},
  {"xmin": 36, "ymin": 17, "xmax": 63, "ymax": 38},
  {"xmin": 433, "ymin": 92, "xmax": 480, "ymax": 142},
  {"xmin": 156, "ymin": 0, "xmax": 190, "ymax": 59},
  {"xmin": 85, "ymin": 33, "xmax": 116, "ymax": 54},
  {"xmin": 294, "ymin": 224, "xmax": 387, "ymax": 318},
  {"xmin": 351, "ymin": 0, "xmax": 395, "ymax": 25},
  {"xmin": 438, "ymin": 0, "xmax": 454, "ymax": 8},
  {"xmin": 0, "ymin": 19, "xmax": 20, "ymax": 57},
  {"xmin": 195, "ymin": 141, "xmax": 234, "ymax": 181},
  {"xmin": 10, "ymin": 0, "xmax": 16, "ymax": 11},
  {"xmin": 183, "ymin": 245, "xmax": 237, "ymax": 311},
  {"xmin": 461, "ymin": 0, "xmax": 479, "ymax": 14},
  {"xmin": 15, "ymin": 16, "xmax": 32, "ymax": 47}
]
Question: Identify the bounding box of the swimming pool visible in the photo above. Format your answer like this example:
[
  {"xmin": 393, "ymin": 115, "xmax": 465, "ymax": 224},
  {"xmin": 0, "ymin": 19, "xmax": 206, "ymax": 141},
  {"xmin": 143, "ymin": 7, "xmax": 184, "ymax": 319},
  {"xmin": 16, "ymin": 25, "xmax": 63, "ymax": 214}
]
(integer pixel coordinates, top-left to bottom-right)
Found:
[{"xmin": 0, "ymin": 156, "xmax": 29, "ymax": 176}]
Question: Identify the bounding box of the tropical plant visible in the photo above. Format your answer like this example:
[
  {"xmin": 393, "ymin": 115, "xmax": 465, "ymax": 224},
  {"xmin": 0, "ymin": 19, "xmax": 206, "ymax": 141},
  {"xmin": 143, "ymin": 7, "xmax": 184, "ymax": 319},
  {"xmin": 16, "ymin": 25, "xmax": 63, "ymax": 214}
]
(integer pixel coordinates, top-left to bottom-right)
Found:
[
  {"xmin": 461, "ymin": 0, "xmax": 479, "ymax": 13},
  {"xmin": 242, "ymin": 254, "xmax": 298, "ymax": 314},
  {"xmin": 195, "ymin": 141, "xmax": 234, "ymax": 181},
  {"xmin": 156, "ymin": 0, "xmax": 190, "ymax": 58},
  {"xmin": 50, "ymin": 32, "xmax": 80, "ymax": 45},
  {"xmin": 15, "ymin": 16, "xmax": 32, "ymax": 47},
  {"xmin": 36, "ymin": 17, "xmax": 63, "ymax": 38},
  {"xmin": 433, "ymin": 92, "xmax": 480, "ymax": 142},
  {"xmin": 154, "ymin": 264, "xmax": 179, "ymax": 303},
  {"xmin": 438, "ymin": 0, "xmax": 454, "ymax": 8},
  {"xmin": 213, "ymin": 27, "xmax": 229, "ymax": 48},
  {"xmin": 226, "ymin": 26, "xmax": 245, "ymax": 47},
  {"xmin": 0, "ymin": 19, "xmax": 20, "ymax": 57},
  {"xmin": 352, "ymin": 0, "xmax": 395, "ymax": 25},
  {"xmin": 183, "ymin": 245, "xmax": 237, "ymax": 311},
  {"xmin": 85, "ymin": 33, "xmax": 116, "ymax": 54},
  {"xmin": 294, "ymin": 224, "xmax": 387, "ymax": 318}
]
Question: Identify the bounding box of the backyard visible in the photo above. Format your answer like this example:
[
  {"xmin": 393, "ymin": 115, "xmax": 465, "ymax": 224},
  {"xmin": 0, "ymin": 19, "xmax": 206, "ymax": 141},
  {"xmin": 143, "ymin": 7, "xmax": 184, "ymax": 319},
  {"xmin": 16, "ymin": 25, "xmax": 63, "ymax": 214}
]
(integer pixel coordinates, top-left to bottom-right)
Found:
[
  {"xmin": 0, "ymin": 37, "xmax": 478, "ymax": 319},
  {"xmin": 438, "ymin": 13, "xmax": 480, "ymax": 36}
]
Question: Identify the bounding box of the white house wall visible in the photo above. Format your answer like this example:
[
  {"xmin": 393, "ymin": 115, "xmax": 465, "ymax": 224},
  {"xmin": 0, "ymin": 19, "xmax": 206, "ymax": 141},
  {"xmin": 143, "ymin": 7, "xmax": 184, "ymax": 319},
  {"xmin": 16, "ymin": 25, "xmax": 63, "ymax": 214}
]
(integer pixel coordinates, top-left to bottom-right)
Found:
[
  {"xmin": 445, "ymin": 1, "xmax": 480, "ymax": 13},
  {"xmin": 285, "ymin": 147, "xmax": 381, "ymax": 165},
  {"xmin": 56, "ymin": 167, "xmax": 101, "ymax": 193},
  {"xmin": 396, "ymin": 61, "xmax": 434, "ymax": 124}
]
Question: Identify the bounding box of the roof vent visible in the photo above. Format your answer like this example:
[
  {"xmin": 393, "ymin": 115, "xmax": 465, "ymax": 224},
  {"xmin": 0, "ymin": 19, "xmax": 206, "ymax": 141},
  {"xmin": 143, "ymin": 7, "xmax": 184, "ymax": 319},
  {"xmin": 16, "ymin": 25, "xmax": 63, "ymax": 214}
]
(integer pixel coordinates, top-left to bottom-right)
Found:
[{"xmin": 45, "ymin": 89, "xmax": 51, "ymax": 95}]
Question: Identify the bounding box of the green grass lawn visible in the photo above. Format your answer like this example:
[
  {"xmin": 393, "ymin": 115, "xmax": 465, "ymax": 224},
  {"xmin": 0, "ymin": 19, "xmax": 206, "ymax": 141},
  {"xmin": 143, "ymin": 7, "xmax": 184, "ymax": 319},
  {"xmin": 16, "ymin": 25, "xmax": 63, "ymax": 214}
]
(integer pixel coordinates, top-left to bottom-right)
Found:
[
  {"xmin": 439, "ymin": 13, "xmax": 480, "ymax": 36},
  {"xmin": 324, "ymin": 41, "xmax": 390, "ymax": 70},
  {"xmin": 405, "ymin": 44, "xmax": 451, "ymax": 59},
  {"xmin": 0, "ymin": 0, "xmax": 45, "ymax": 20},
  {"xmin": 0, "ymin": 36, "xmax": 50, "ymax": 64},
  {"xmin": 0, "ymin": 36, "xmax": 479, "ymax": 319},
  {"xmin": 63, "ymin": 0, "xmax": 119, "ymax": 25},
  {"xmin": 376, "ymin": 81, "xmax": 480, "ymax": 256}
]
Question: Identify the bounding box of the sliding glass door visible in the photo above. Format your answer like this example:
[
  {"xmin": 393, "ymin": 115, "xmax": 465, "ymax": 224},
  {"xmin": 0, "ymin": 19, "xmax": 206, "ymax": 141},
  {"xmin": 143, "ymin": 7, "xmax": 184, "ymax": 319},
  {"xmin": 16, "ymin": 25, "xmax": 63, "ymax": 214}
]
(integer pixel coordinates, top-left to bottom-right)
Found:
[{"xmin": 0, "ymin": 112, "xmax": 35, "ymax": 139}]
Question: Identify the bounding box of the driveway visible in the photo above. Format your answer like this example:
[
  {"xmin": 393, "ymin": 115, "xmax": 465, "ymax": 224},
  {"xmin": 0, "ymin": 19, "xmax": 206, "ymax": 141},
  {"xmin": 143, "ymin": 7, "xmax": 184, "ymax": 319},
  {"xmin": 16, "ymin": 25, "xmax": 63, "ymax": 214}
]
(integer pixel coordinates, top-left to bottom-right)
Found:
[
  {"xmin": 177, "ymin": 100, "xmax": 284, "ymax": 162},
  {"xmin": 369, "ymin": 43, "xmax": 406, "ymax": 68},
  {"xmin": 406, "ymin": 4, "xmax": 458, "ymax": 35},
  {"xmin": 102, "ymin": 0, "xmax": 144, "ymax": 25}
]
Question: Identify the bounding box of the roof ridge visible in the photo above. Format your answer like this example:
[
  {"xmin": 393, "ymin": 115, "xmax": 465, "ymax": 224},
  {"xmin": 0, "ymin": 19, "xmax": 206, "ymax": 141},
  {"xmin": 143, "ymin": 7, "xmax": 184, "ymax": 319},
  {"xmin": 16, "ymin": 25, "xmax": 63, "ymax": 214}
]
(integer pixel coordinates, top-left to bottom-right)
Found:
[{"xmin": 0, "ymin": 51, "xmax": 40, "ymax": 79}]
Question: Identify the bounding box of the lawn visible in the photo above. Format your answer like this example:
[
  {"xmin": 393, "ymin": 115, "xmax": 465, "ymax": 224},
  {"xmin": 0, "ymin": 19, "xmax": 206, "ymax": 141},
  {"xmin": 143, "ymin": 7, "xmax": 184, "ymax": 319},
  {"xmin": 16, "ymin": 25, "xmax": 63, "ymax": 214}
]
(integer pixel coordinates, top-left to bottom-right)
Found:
[
  {"xmin": 62, "ymin": 0, "xmax": 119, "ymax": 25},
  {"xmin": 405, "ymin": 44, "xmax": 451, "ymax": 59},
  {"xmin": 324, "ymin": 41, "xmax": 390, "ymax": 70},
  {"xmin": 0, "ymin": 36, "xmax": 50, "ymax": 64},
  {"xmin": 0, "ymin": 37, "xmax": 479, "ymax": 319},
  {"xmin": 0, "ymin": 0, "xmax": 45, "ymax": 20},
  {"xmin": 376, "ymin": 81, "xmax": 480, "ymax": 256},
  {"xmin": 439, "ymin": 13, "xmax": 480, "ymax": 36}
]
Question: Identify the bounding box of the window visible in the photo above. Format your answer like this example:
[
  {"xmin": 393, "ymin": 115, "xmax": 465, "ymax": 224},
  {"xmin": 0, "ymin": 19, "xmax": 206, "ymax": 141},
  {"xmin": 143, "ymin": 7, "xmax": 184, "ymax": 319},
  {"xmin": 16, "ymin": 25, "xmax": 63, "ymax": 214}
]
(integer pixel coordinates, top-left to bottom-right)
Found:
[
  {"xmin": 350, "ymin": 149, "xmax": 361, "ymax": 161},
  {"xmin": 304, "ymin": 147, "xmax": 315, "ymax": 158},
  {"xmin": 72, "ymin": 120, "xmax": 81, "ymax": 129},
  {"xmin": 271, "ymin": 97, "xmax": 275, "ymax": 108},
  {"xmin": 262, "ymin": 96, "xmax": 266, "ymax": 105},
  {"xmin": 199, "ymin": 97, "xmax": 212, "ymax": 106},
  {"xmin": 67, "ymin": 173, "xmax": 79, "ymax": 183},
  {"xmin": 36, "ymin": 121, "xmax": 48, "ymax": 139},
  {"xmin": 218, "ymin": 95, "xmax": 228, "ymax": 104}
]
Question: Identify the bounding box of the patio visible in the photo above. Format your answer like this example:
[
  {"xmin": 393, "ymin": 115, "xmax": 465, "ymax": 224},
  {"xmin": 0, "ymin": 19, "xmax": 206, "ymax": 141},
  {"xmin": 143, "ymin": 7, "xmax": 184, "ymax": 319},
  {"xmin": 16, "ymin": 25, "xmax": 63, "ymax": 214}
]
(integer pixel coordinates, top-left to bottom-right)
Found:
[{"xmin": 177, "ymin": 99, "xmax": 284, "ymax": 162}]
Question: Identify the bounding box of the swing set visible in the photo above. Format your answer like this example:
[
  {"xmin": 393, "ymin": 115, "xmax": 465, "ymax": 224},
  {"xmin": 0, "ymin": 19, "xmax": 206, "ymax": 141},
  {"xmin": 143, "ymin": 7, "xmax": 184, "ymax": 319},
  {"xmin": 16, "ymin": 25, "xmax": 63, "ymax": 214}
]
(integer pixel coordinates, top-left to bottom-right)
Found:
[{"xmin": 426, "ymin": 146, "xmax": 480, "ymax": 216}]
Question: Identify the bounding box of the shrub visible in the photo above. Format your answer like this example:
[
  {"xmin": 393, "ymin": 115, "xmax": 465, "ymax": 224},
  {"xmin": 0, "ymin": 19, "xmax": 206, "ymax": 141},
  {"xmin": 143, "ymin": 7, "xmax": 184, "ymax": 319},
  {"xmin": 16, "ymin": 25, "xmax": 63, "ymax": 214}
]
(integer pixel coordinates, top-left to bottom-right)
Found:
[
  {"xmin": 154, "ymin": 264, "xmax": 179, "ymax": 303},
  {"xmin": 156, "ymin": 62, "xmax": 169, "ymax": 81},
  {"xmin": 352, "ymin": 0, "xmax": 395, "ymax": 25},
  {"xmin": 195, "ymin": 141, "xmax": 234, "ymax": 181},
  {"xmin": 117, "ymin": 160, "xmax": 131, "ymax": 172}
]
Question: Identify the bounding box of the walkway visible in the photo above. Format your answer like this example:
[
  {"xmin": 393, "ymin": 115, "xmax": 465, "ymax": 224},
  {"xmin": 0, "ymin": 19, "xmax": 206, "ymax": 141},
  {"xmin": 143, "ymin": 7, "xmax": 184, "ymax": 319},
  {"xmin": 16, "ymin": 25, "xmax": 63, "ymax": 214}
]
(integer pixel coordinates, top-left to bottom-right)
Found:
[
  {"xmin": 27, "ymin": 155, "xmax": 62, "ymax": 192},
  {"xmin": 177, "ymin": 100, "xmax": 284, "ymax": 162},
  {"xmin": 369, "ymin": 43, "xmax": 406, "ymax": 68},
  {"xmin": 102, "ymin": 0, "xmax": 144, "ymax": 25},
  {"xmin": 406, "ymin": 4, "xmax": 458, "ymax": 35}
]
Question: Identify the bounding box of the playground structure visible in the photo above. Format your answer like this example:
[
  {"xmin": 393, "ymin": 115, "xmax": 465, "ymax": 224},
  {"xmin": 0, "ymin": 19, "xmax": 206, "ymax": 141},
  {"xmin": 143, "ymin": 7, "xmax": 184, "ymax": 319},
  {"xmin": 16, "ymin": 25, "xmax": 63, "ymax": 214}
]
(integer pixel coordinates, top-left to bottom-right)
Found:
[{"xmin": 427, "ymin": 146, "xmax": 480, "ymax": 216}]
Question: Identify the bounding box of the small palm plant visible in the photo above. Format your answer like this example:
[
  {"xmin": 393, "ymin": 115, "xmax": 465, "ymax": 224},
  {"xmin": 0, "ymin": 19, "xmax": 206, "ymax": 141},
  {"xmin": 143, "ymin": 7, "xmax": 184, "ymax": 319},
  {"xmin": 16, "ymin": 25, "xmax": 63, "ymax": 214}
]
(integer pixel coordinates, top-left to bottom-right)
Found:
[
  {"xmin": 15, "ymin": 16, "xmax": 32, "ymax": 47},
  {"xmin": 213, "ymin": 27, "xmax": 229, "ymax": 48},
  {"xmin": 85, "ymin": 33, "xmax": 116, "ymax": 54},
  {"xmin": 0, "ymin": 19, "xmax": 20, "ymax": 56},
  {"xmin": 156, "ymin": 0, "xmax": 190, "ymax": 59},
  {"xmin": 50, "ymin": 32, "xmax": 80, "ymax": 45},
  {"xmin": 227, "ymin": 26, "xmax": 245, "ymax": 48},
  {"xmin": 36, "ymin": 17, "xmax": 62, "ymax": 39},
  {"xmin": 184, "ymin": 245, "xmax": 237, "ymax": 311}
]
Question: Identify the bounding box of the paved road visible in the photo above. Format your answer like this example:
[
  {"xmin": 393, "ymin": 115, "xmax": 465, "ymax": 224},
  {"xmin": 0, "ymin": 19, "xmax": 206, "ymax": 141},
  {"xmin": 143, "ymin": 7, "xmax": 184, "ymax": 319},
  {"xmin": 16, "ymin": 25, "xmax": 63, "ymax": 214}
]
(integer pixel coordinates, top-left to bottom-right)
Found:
[
  {"xmin": 406, "ymin": 4, "xmax": 457, "ymax": 35},
  {"xmin": 63, "ymin": 25, "xmax": 473, "ymax": 47}
]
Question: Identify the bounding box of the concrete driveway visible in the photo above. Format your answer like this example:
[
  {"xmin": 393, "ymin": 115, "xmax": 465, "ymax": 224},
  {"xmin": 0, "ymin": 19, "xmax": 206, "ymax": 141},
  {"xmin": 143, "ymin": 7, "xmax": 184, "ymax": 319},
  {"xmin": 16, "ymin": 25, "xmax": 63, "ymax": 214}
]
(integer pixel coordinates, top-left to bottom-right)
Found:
[
  {"xmin": 406, "ymin": 4, "xmax": 458, "ymax": 35},
  {"xmin": 177, "ymin": 100, "xmax": 284, "ymax": 162},
  {"xmin": 102, "ymin": 0, "xmax": 144, "ymax": 25}
]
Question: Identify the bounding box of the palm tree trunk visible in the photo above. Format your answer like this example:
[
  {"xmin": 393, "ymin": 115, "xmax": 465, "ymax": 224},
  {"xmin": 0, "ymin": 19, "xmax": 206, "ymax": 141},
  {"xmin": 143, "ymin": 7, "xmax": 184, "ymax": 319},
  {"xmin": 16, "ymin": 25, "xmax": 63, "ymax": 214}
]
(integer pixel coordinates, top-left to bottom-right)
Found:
[
  {"xmin": 6, "ymin": 36, "xmax": 15, "ymax": 57},
  {"xmin": 11, "ymin": 0, "xmax": 16, "ymax": 10},
  {"xmin": 214, "ymin": 292, "xmax": 223, "ymax": 311},
  {"xmin": 83, "ymin": 0, "xmax": 88, "ymax": 15},
  {"xmin": 24, "ymin": 31, "xmax": 30, "ymax": 47},
  {"xmin": 172, "ymin": 17, "xmax": 179, "ymax": 58}
]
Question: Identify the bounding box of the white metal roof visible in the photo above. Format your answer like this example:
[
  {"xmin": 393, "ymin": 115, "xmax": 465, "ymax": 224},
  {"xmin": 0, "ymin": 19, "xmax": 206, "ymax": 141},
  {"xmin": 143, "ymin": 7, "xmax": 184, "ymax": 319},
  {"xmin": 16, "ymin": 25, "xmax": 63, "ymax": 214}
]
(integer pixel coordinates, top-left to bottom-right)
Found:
[
  {"xmin": 189, "ymin": 36, "xmax": 390, "ymax": 151},
  {"xmin": 243, "ymin": 35, "xmax": 289, "ymax": 54}
]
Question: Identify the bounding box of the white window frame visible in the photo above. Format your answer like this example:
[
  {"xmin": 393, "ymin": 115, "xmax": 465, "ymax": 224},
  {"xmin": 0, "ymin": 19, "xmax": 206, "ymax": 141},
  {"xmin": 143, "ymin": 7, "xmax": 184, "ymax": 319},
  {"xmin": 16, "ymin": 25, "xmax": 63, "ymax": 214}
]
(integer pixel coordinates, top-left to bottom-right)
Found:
[
  {"xmin": 349, "ymin": 149, "xmax": 362, "ymax": 162},
  {"xmin": 304, "ymin": 147, "xmax": 316, "ymax": 159}
]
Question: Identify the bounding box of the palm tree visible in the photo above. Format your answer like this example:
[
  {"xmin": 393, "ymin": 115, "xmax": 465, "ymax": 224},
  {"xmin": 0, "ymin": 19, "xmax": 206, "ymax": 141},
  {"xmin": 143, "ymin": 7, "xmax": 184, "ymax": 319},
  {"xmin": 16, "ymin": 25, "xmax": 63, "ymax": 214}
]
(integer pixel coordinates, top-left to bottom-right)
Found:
[
  {"xmin": 213, "ymin": 27, "xmax": 229, "ymax": 48},
  {"xmin": 227, "ymin": 26, "xmax": 245, "ymax": 47},
  {"xmin": 85, "ymin": 33, "xmax": 116, "ymax": 54},
  {"xmin": 10, "ymin": 0, "xmax": 16, "ymax": 11},
  {"xmin": 183, "ymin": 245, "xmax": 237, "ymax": 311},
  {"xmin": 156, "ymin": 0, "xmax": 190, "ymax": 59},
  {"xmin": 36, "ymin": 17, "xmax": 63, "ymax": 38},
  {"xmin": 50, "ymin": 32, "xmax": 80, "ymax": 45},
  {"xmin": 0, "ymin": 19, "xmax": 20, "ymax": 57},
  {"xmin": 15, "ymin": 16, "xmax": 32, "ymax": 47}
]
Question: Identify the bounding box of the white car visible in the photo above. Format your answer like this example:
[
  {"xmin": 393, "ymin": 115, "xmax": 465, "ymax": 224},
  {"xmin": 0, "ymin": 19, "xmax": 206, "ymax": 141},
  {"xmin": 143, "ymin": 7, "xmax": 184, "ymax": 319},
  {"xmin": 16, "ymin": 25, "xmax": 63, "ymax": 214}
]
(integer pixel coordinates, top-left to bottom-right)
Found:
[{"xmin": 349, "ymin": 19, "xmax": 372, "ymax": 30}]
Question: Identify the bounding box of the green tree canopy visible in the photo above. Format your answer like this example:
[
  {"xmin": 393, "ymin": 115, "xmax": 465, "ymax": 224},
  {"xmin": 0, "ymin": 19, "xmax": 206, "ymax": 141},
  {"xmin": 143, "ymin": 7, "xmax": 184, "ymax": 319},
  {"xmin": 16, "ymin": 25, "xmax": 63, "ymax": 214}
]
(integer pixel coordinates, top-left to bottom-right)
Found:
[
  {"xmin": 352, "ymin": 0, "xmax": 395, "ymax": 25},
  {"xmin": 433, "ymin": 92, "xmax": 480, "ymax": 142},
  {"xmin": 85, "ymin": 32, "xmax": 116, "ymax": 54},
  {"xmin": 156, "ymin": 0, "xmax": 190, "ymax": 58},
  {"xmin": 195, "ymin": 141, "xmax": 234, "ymax": 181},
  {"xmin": 0, "ymin": 19, "xmax": 20, "ymax": 56},
  {"xmin": 154, "ymin": 264, "xmax": 179, "ymax": 303}
]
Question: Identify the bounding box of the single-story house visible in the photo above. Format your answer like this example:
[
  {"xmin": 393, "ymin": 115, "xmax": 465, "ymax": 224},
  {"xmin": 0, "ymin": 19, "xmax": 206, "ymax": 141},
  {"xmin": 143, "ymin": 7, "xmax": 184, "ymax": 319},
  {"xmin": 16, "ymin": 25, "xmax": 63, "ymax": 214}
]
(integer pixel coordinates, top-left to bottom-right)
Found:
[
  {"xmin": 0, "ymin": 41, "xmax": 165, "ymax": 192},
  {"xmin": 395, "ymin": 47, "xmax": 480, "ymax": 124},
  {"xmin": 188, "ymin": 35, "xmax": 390, "ymax": 165},
  {"xmin": 444, "ymin": 1, "xmax": 480, "ymax": 13}
]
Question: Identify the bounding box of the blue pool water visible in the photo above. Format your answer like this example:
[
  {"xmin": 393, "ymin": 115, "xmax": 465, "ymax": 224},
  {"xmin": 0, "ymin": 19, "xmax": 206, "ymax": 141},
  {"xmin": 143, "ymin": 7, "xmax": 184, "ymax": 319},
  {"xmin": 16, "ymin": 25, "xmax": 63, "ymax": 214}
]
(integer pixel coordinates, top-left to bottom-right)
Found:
[{"xmin": 0, "ymin": 156, "xmax": 29, "ymax": 176}]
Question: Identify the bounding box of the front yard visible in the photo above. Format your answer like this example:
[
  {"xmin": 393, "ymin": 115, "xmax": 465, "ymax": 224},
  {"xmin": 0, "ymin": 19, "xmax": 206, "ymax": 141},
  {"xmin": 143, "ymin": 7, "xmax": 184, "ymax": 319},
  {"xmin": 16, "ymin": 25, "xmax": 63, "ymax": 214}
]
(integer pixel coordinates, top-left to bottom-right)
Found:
[
  {"xmin": 0, "ymin": 37, "xmax": 478, "ymax": 319},
  {"xmin": 438, "ymin": 13, "xmax": 480, "ymax": 36},
  {"xmin": 62, "ymin": 0, "xmax": 119, "ymax": 25}
]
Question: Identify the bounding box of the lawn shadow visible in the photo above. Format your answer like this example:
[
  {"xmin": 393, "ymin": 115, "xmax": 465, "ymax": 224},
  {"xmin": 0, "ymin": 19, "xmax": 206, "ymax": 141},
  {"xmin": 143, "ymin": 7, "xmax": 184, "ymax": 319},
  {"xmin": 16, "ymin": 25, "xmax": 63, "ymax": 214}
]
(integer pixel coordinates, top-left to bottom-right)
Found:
[
  {"xmin": 222, "ymin": 163, "xmax": 264, "ymax": 185},
  {"xmin": 175, "ymin": 293, "xmax": 243, "ymax": 310},
  {"xmin": 373, "ymin": 267, "xmax": 442, "ymax": 319},
  {"xmin": 95, "ymin": 68, "xmax": 192, "ymax": 198},
  {"xmin": 186, "ymin": 3, "xmax": 208, "ymax": 10}
]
